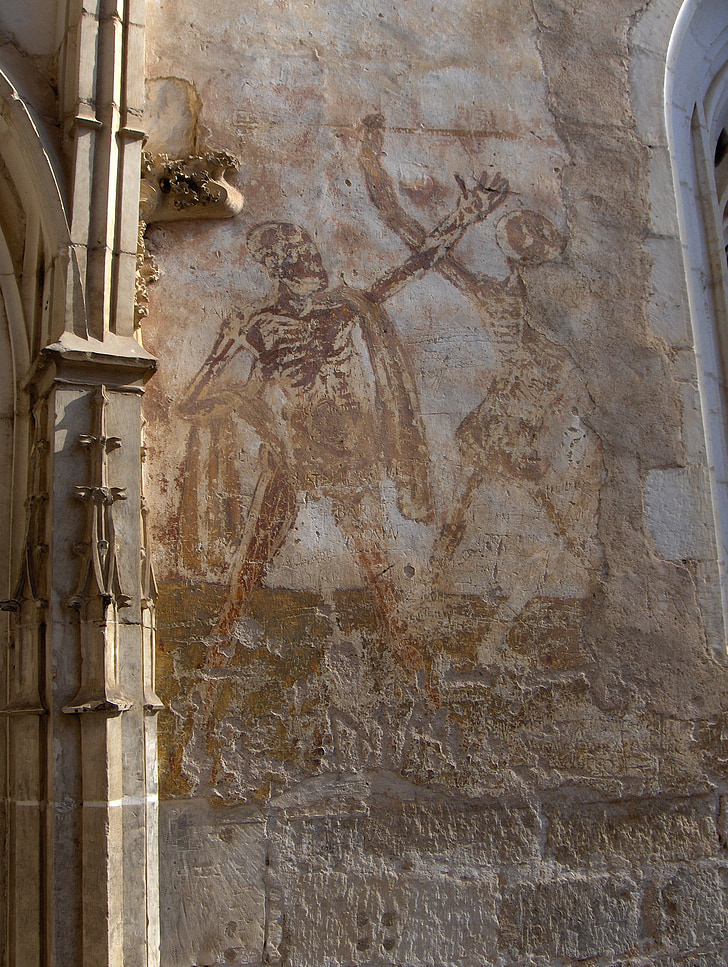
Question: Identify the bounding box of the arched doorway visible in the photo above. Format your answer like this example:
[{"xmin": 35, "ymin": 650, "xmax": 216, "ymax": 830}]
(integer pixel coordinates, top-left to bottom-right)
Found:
[{"xmin": 0, "ymin": 61, "xmax": 72, "ymax": 967}]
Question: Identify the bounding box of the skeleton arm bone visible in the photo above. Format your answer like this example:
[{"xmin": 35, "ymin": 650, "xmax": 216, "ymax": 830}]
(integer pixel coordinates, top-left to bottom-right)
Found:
[
  {"xmin": 366, "ymin": 170, "xmax": 509, "ymax": 305},
  {"xmin": 179, "ymin": 307, "xmax": 254, "ymax": 415},
  {"xmin": 359, "ymin": 115, "xmax": 524, "ymax": 319}
]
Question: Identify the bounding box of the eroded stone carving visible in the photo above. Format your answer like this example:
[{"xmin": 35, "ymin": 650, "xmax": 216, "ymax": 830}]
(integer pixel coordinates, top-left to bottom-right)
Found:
[
  {"xmin": 135, "ymin": 220, "xmax": 161, "ymax": 327},
  {"xmin": 140, "ymin": 150, "xmax": 243, "ymax": 224},
  {"xmin": 135, "ymin": 150, "xmax": 244, "ymax": 327}
]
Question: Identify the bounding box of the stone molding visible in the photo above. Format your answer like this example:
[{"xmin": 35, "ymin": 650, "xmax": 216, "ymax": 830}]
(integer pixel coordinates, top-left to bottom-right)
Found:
[{"xmin": 665, "ymin": 0, "xmax": 728, "ymax": 652}]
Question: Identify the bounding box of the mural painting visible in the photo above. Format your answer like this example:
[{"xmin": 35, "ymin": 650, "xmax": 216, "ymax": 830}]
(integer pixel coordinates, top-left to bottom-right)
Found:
[
  {"xmin": 140, "ymin": 0, "xmax": 605, "ymax": 804},
  {"xmin": 360, "ymin": 117, "xmax": 601, "ymax": 651},
  {"xmin": 143, "ymin": 111, "xmax": 603, "ymax": 801},
  {"xmin": 180, "ymin": 167, "xmax": 509, "ymax": 655}
]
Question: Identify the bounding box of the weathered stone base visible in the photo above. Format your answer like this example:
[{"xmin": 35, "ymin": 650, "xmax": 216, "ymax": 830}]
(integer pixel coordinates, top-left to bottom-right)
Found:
[
  {"xmin": 160, "ymin": 788, "xmax": 728, "ymax": 966},
  {"xmin": 156, "ymin": 585, "xmax": 728, "ymax": 966}
]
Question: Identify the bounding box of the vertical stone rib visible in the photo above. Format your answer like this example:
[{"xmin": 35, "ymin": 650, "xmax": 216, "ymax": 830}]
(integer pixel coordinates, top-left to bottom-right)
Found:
[
  {"xmin": 114, "ymin": 0, "xmax": 146, "ymax": 337},
  {"xmin": 140, "ymin": 427, "xmax": 162, "ymax": 966},
  {"xmin": 2, "ymin": 398, "xmax": 50, "ymax": 967},
  {"xmin": 60, "ymin": 0, "xmax": 145, "ymax": 340}
]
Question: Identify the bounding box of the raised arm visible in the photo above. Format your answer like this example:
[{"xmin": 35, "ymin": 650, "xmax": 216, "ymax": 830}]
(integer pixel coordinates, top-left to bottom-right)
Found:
[
  {"xmin": 359, "ymin": 114, "xmax": 524, "ymax": 319},
  {"xmin": 366, "ymin": 170, "xmax": 509, "ymax": 305},
  {"xmin": 179, "ymin": 308, "xmax": 251, "ymax": 415}
]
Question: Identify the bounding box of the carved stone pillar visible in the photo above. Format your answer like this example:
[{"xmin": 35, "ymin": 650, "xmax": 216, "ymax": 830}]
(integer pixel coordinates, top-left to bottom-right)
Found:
[
  {"xmin": 1, "ymin": 398, "xmax": 51, "ymax": 967},
  {"xmin": 19, "ymin": 341, "xmax": 158, "ymax": 966},
  {"xmin": 2, "ymin": 5, "xmax": 244, "ymax": 955}
]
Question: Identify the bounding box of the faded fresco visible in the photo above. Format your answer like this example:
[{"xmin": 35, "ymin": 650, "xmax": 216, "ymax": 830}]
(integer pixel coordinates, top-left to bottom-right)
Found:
[
  {"xmin": 143, "ymin": 0, "xmax": 604, "ymax": 804},
  {"xmin": 134, "ymin": 1, "xmax": 728, "ymax": 964}
]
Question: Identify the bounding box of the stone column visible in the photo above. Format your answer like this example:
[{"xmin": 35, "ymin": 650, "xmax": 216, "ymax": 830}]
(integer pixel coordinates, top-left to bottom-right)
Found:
[
  {"xmin": 1, "ymin": 0, "xmax": 243, "ymax": 956},
  {"xmin": 2, "ymin": 397, "xmax": 51, "ymax": 967},
  {"xmin": 20, "ymin": 341, "xmax": 158, "ymax": 966}
]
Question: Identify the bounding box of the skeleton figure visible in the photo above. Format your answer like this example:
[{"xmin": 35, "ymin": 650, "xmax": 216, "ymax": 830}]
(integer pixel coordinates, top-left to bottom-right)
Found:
[
  {"xmin": 358, "ymin": 115, "xmax": 603, "ymax": 650},
  {"xmin": 181, "ymin": 172, "xmax": 508, "ymax": 656}
]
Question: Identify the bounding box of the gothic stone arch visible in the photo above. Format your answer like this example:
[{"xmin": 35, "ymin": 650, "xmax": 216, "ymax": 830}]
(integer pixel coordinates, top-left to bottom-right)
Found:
[{"xmin": 666, "ymin": 0, "xmax": 728, "ymax": 649}]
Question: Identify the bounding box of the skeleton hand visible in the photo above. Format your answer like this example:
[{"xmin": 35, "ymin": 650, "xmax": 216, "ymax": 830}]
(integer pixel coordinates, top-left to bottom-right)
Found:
[{"xmin": 454, "ymin": 171, "xmax": 509, "ymax": 225}]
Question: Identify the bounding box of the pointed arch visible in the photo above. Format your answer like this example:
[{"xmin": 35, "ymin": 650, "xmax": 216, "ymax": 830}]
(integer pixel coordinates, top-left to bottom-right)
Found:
[
  {"xmin": 0, "ymin": 61, "xmax": 72, "ymax": 593},
  {"xmin": 666, "ymin": 0, "xmax": 728, "ymax": 648},
  {"xmin": 0, "ymin": 57, "xmax": 75, "ymax": 967}
]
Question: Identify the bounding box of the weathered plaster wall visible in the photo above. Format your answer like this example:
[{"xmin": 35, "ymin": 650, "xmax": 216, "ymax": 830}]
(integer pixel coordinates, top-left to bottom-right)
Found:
[
  {"xmin": 0, "ymin": 0, "xmax": 59, "ymax": 129},
  {"xmin": 142, "ymin": 0, "xmax": 728, "ymax": 964}
]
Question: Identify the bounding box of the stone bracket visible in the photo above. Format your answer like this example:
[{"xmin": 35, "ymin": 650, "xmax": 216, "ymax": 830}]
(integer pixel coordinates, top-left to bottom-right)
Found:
[
  {"xmin": 140, "ymin": 150, "xmax": 244, "ymax": 225},
  {"xmin": 135, "ymin": 149, "xmax": 244, "ymax": 327}
]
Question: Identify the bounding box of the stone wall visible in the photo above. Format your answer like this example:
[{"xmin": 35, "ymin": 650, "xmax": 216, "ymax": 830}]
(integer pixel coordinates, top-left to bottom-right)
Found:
[
  {"xmin": 1, "ymin": 0, "xmax": 728, "ymax": 964},
  {"xmin": 138, "ymin": 0, "xmax": 728, "ymax": 964}
]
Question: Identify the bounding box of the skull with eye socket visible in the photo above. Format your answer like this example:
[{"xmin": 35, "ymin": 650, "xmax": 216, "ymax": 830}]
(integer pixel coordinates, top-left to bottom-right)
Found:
[{"xmin": 247, "ymin": 222, "xmax": 329, "ymax": 298}]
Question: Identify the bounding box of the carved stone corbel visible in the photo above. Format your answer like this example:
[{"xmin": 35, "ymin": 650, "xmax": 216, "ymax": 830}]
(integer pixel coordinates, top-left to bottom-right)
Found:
[
  {"xmin": 135, "ymin": 150, "xmax": 244, "ymax": 327},
  {"xmin": 140, "ymin": 150, "xmax": 244, "ymax": 224},
  {"xmin": 63, "ymin": 386, "xmax": 132, "ymax": 715}
]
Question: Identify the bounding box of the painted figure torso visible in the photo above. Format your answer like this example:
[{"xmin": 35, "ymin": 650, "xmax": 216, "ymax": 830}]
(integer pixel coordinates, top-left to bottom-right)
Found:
[{"xmin": 245, "ymin": 287, "xmax": 382, "ymax": 490}]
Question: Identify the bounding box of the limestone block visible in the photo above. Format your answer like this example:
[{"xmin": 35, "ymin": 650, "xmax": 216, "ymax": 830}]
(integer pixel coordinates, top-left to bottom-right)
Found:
[
  {"xmin": 629, "ymin": 46, "xmax": 669, "ymax": 148},
  {"xmin": 76, "ymin": 10, "xmax": 101, "ymax": 107},
  {"xmin": 695, "ymin": 715, "xmax": 728, "ymax": 778},
  {"xmin": 127, "ymin": 0, "xmax": 145, "ymax": 27},
  {"xmin": 124, "ymin": 22, "xmax": 145, "ymax": 116},
  {"xmin": 270, "ymin": 795, "xmax": 541, "ymax": 876},
  {"xmin": 643, "ymin": 235, "xmax": 691, "ymax": 348},
  {"xmin": 644, "ymin": 466, "xmax": 715, "ymax": 562},
  {"xmin": 544, "ymin": 795, "xmax": 720, "ymax": 870},
  {"xmin": 720, "ymin": 796, "xmax": 728, "ymax": 846},
  {"xmin": 648, "ymin": 146, "xmax": 681, "ymax": 239},
  {"xmin": 532, "ymin": 0, "xmax": 632, "ymax": 131},
  {"xmin": 159, "ymin": 800, "xmax": 266, "ymax": 967},
  {"xmin": 659, "ymin": 954, "xmax": 727, "ymax": 967},
  {"xmin": 654, "ymin": 867, "xmax": 728, "ymax": 952},
  {"xmin": 629, "ymin": 0, "xmax": 681, "ymax": 61},
  {"xmin": 0, "ymin": 0, "xmax": 57, "ymax": 57},
  {"xmin": 0, "ymin": 40, "xmax": 58, "ymax": 121},
  {"xmin": 498, "ymin": 873, "xmax": 640, "ymax": 961},
  {"xmin": 280, "ymin": 870, "xmax": 500, "ymax": 966},
  {"xmin": 695, "ymin": 559, "xmax": 727, "ymax": 656},
  {"xmin": 679, "ymin": 384, "xmax": 709, "ymax": 465},
  {"xmin": 145, "ymin": 78, "xmax": 201, "ymax": 158}
]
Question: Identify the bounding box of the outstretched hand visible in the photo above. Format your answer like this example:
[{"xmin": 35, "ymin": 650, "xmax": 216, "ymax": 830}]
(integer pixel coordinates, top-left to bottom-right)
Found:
[{"xmin": 454, "ymin": 171, "xmax": 509, "ymax": 225}]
